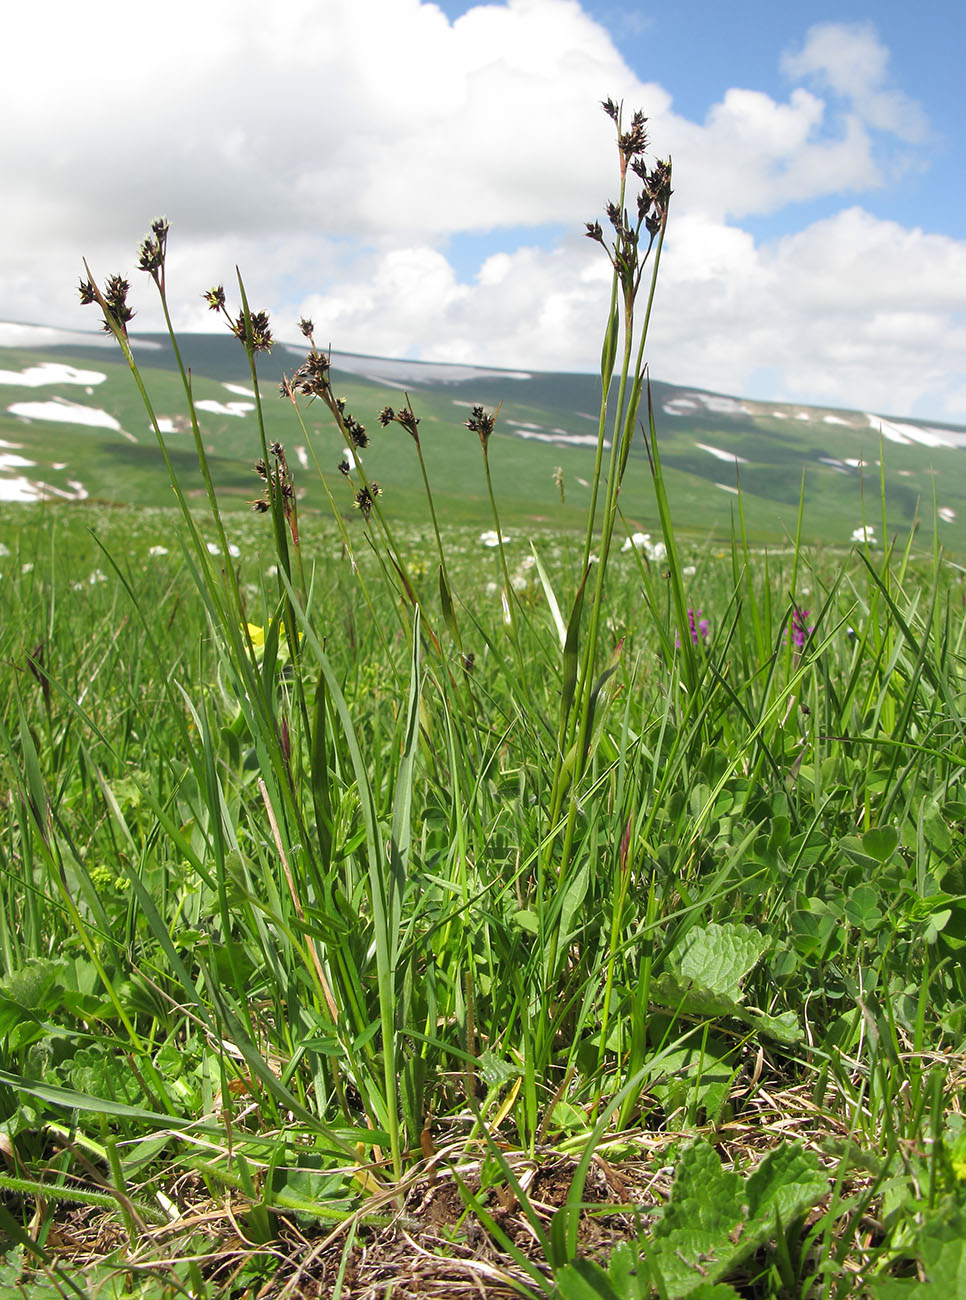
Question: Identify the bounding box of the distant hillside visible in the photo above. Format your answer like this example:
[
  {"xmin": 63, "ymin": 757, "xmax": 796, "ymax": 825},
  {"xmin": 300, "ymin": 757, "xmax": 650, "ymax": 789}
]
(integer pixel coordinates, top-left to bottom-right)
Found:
[{"xmin": 2, "ymin": 321, "xmax": 965, "ymax": 549}]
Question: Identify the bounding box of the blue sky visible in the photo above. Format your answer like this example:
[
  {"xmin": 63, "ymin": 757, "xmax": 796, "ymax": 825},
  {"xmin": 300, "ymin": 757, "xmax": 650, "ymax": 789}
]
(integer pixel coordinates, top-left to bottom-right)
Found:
[{"xmin": 2, "ymin": 0, "xmax": 964, "ymax": 420}]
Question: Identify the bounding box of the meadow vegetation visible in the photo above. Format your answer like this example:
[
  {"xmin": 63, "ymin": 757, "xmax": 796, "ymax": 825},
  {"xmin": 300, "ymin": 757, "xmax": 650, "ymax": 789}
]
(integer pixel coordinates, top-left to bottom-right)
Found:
[{"xmin": 2, "ymin": 102, "xmax": 966, "ymax": 1298}]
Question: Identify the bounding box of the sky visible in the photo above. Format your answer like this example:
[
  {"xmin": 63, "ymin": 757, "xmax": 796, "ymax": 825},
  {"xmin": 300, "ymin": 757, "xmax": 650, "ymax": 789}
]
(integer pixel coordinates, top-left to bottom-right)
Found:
[{"xmin": 3, "ymin": 0, "xmax": 965, "ymax": 421}]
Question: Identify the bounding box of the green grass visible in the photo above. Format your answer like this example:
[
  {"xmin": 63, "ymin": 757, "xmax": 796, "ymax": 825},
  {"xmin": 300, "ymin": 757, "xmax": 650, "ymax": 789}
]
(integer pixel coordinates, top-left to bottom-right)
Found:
[{"xmin": 2, "ymin": 106, "xmax": 966, "ymax": 1299}]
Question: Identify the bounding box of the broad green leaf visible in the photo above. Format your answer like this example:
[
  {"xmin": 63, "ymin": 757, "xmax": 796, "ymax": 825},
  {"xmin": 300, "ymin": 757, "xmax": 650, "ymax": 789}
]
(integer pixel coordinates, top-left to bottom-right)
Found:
[
  {"xmin": 862, "ymin": 825, "xmax": 899, "ymax": 862},
  {"xmin": 675, "ymin": 923, "xmax": 769, "ymax": 998},
  {"xmin": 651, "ymin": 1141, "xmax": 744, "ymax": 1295},
  {"xmin": 650, "ymin": 922, "xmax": 799, "ymax": 1041}
]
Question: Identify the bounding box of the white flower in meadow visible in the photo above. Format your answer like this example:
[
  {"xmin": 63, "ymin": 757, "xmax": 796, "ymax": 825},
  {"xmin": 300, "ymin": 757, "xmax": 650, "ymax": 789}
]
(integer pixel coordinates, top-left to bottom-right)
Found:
[
  {"xmin": 683, "ymin": 565, "xmax": 697, "ymax": 576},
  {"xmin": 0, "ymin": 542, "xmax": 9, "ymax": 557},
  {"xmin": 206, "ymin": 542, "xmax": 221, "ymax": 555},
  {"xmin": 851, "ymin": 525, "xmax": 876, "ymax": 543},
  {"xmin": 228, "ymin": 544, "xmax": 241, "ymax": 558},
  {"xmin": 647, "ymin": 539, "xmax": 667, "ymax": 562},
  {"xmin": 148, "ymin": 545, "xmax": 169, "ymax": 557},
  {"xmin": 479, "ymin": 530, "xmax": 509, "ymax": 547},
  {"xmin": 939, "ymin": 507, "xmax": 956, "ymax": 523},
  {"xmin": 71, "ymin": 581, "xmax": 84, "ymax": 592},
  {"xmin": 622, "ymin": 531, "xmax": 650, "ymax": 553},
  {"xmin": 88, "ymin": 569, "xmax": 107, "ymax": 585},
  {"xmin": 266, "ymin": 564, "xmax": 278, "ymax": 577},
  {"xmin": 22, "ymin": 562, "xmax": 34, "ymax": 574},
  {"xmin": 485, "ymin": 581, "xmax": 498, "ymax": 596},
  {"xmin": 622, "ymin": 532, "xmax": 665, "ymax": 561}
]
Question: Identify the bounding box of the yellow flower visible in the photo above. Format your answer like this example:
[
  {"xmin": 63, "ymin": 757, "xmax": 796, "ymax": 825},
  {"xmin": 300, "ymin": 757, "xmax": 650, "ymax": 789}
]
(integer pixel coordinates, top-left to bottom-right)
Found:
[{"xmin": 246, "ymin": 623, "xmax": 265, "ymax": 651}]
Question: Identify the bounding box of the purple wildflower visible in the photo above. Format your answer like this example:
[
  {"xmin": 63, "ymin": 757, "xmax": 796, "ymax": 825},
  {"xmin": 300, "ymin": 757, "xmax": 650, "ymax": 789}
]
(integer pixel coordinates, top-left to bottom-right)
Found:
[
  {"xmin": 676, "ymin": 608, "xmax": 710, "ymax": 647},
  {"xmin": 787, "ymin": 608, "xmax": 813, "ymax": 650}
]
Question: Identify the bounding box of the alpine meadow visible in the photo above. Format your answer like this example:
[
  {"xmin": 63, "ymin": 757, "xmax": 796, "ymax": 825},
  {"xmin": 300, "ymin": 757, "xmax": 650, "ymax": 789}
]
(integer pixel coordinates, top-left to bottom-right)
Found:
[{"xmin": 3, "ymin": 101, "xmax": 966, "ymax": 1299}]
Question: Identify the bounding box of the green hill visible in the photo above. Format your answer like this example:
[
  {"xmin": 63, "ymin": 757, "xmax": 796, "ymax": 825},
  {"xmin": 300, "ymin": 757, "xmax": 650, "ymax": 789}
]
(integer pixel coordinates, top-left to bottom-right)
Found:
[{"xmin": 2, "ymin": 322, "xmax": 964, "ymax": 549}]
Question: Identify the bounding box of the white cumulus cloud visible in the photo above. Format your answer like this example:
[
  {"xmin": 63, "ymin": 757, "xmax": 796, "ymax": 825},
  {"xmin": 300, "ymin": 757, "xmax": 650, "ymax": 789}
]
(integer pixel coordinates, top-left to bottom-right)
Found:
[{"xmin": 0, "ymin": 2, "xmax": 961, "ymax": 420}]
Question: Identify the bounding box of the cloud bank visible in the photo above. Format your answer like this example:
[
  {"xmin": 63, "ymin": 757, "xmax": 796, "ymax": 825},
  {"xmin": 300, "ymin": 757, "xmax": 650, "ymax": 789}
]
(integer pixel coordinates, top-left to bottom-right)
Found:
[{"xmin": 2, "ymin": 2, "xmax": 962, "ymax": 419}]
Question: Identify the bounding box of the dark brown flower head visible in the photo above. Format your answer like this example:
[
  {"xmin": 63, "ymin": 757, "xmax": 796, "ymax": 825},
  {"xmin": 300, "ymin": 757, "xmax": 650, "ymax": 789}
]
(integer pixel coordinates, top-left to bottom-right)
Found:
[
  {"xmin": 231, "ymin": 308, "xmax": 273, "ymax": 353},
  {"xmin": 338, "ymin": 459, "xmax": 351, "ymax": 476},
  {"xmin": 78, "ymin": 277, "xmax": 97, "ymax": 306},
  {"xmin": 137, "ymin": 218, "xmax": 168, "ymax": 278},
  {"xmin": 619, "ymin": 109, "xmax": 648, "ymax": 161},
  {"xmin": 298, "ymin": 317, "xmax": 314, "ymax": 339},
  {"xmin": 461, "ymin": 651, "xmax": 476, "ymax": 674},
  {"xmin": 251, "ymin": 440, "xmax": 297, "ymax": 538},
  {"xmin": 344, "ymin": 414, "xmax": 368, "ymax": 449},
  {"xmin": 465, "ymin": 404, "xmax": 495, "ymax": 449},
  {"xmin": 279, "ymin": 375, "xmax": 295, "ymax": 400},
  {"xmin": 379, "ymin": 403, "xmax": 420, "ymax": 441},
  {"xmin": 648, "ymin": 158, "xmax": 673, "ymax": 211},
  {"xmin": 102, "ymin": 275, "xmax": 135, "ymax": 335},
  {"xmin": 396, "ymin": 406, "xmax": 420, "ymax": 440},
  {"xmin": 292, "ymin": 351, "xmax": 331, "ymax": 399},
  {"xmin": 585, "ymin": 220, "xmax": 604, "ymax": 244},
  {"xmin": 601, "ymin": 98, "xmax": 620, "ymax": 123},
  {"xmin": 353, "ymin": 482, "xmax": 380, "ymax": 521},
  {"xmin": 205, "ymin": 284, "xmax": 226, "ymax": 312}
]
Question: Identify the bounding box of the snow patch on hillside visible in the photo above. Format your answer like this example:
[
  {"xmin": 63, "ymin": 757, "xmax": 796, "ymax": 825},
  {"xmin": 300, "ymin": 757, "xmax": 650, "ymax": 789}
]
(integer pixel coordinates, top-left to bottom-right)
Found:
[
  {"xmin": 8, "ymin": 398, "xmax": 123, "ymax": 431},
  {"xmin": 195, "ymin": 400, "xmax": 254, "ymax": 418},
  {"xmin": 0, "ymin": 362, "xmax": 107, "ymax": 387},
  {"xmin": 865, "ymin": 414, "xmax": 966, "ymax": 449},
  {"xmin": 696, "ymin": 442, "xmax": 748, "ymax": 464}
]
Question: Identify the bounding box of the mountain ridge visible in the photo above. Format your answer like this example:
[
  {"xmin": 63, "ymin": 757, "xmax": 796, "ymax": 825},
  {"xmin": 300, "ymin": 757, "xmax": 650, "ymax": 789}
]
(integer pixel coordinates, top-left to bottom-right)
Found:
[{"xmin": 2, "ymin": 322, "xmax": 964, "ymax": 549}]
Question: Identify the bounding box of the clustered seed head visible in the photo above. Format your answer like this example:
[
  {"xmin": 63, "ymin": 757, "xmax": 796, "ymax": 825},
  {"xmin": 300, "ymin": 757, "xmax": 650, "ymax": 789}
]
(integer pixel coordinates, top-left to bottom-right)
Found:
[
  {"xmin": 586, "ymin": 99, "xmax": 673, "ymax": 301},
  {"xmin": 343, "ymin": 413, "xmax": 368, "ymax": 450},
  {"xmin": 202, "ymin": 283, "xmax": 272, "ymax": 352},
  {"xmin": 137, "ymin": 217, "xmax": 169, "ymax": 280},
  {"xmin": 378, "ymin": 403, "xmax": 421, "ymax": 443},
  {"xmin": 230, "ymin": 308, "xmax": 273, "ymax": 353},
  {"xmin": 353, "ymin": 482, "xmax": 380, "ymax": 521},
  {"xmin": 251, "ymin": 441, "xmax": 297, "ymax": 540},
  {"xmin": 465, "ymin": 404, "xmax": 496, "ymax": 449},
  {"xmin": 619, "ymin": 109, "xmax": 649, "ymax": 163},
  {"xmin": 298, "ymin": 317, "xmax": 314, "ymax": 340},
  {"xmin": 78, "ymin": 273, "xmax": 135, "ymax": 336},
  {"xmin": 291, "ymin": 350, "xmax": 331, "ymax": 399}
]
